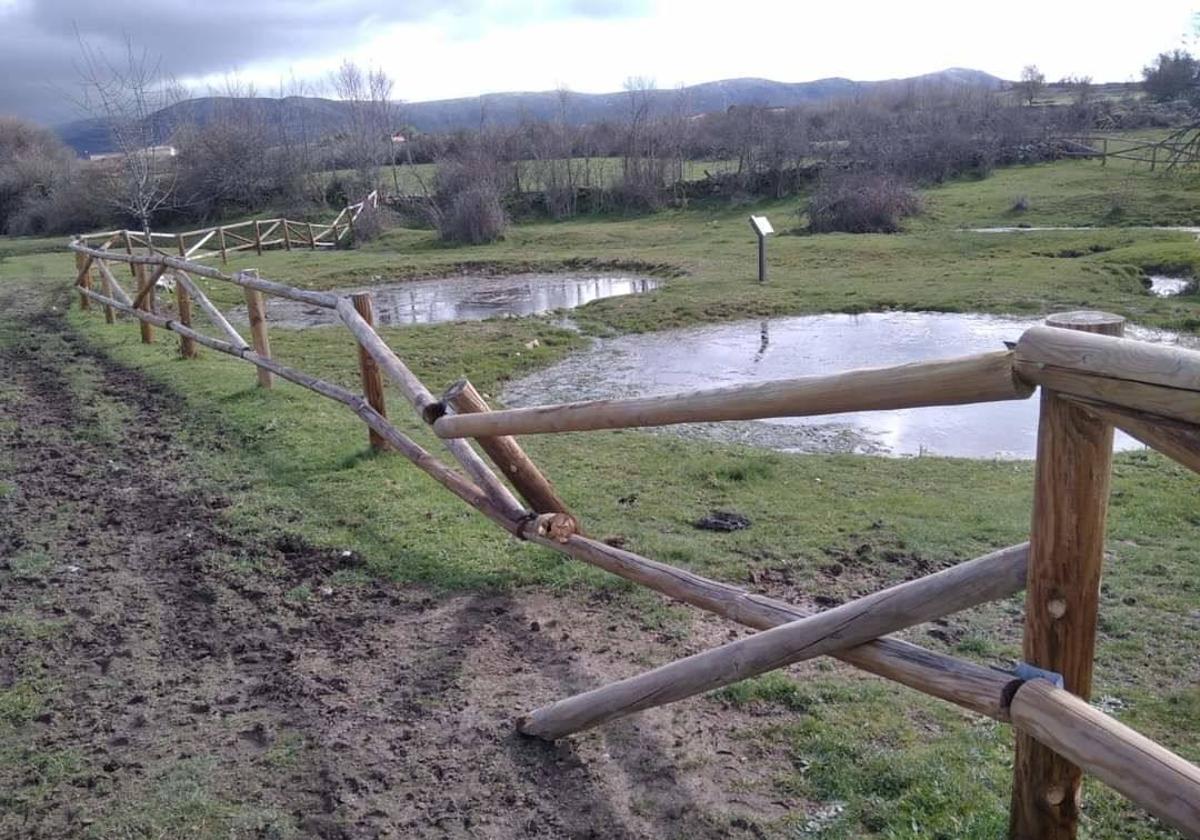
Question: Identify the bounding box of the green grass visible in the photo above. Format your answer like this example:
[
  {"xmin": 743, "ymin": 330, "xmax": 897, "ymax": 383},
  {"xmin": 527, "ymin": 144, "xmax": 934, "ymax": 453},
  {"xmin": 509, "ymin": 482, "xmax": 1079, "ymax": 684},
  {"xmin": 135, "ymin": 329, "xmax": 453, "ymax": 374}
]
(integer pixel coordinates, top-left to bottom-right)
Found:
[{"xmin": 1, "ymin": 154, "xmax": 1198, "ymax": 836}]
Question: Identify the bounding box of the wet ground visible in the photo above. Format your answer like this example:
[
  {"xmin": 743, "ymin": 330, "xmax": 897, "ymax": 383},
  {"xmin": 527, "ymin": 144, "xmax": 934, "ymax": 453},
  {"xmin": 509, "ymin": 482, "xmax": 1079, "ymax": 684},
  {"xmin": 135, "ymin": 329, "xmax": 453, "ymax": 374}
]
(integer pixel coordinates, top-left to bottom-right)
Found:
[
  {"xmin": 242, "ymin": 274, "xmax": 660, "ymax": 328},
  {"xmin": 0, "ymin": 287, "xmax": 802, "ymax": 839},
  {"xmin": 502, "ymin": 312, "xmax": 1194, "ymax": 459}
]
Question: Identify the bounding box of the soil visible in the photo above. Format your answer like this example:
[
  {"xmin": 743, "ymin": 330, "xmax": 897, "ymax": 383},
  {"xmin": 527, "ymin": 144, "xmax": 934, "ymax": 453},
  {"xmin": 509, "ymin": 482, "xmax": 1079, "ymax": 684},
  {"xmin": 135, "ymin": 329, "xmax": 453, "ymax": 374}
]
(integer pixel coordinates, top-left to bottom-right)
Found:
[{"xmin": 0, "ymin": 288, "xmax": 803, "ymax": 838}]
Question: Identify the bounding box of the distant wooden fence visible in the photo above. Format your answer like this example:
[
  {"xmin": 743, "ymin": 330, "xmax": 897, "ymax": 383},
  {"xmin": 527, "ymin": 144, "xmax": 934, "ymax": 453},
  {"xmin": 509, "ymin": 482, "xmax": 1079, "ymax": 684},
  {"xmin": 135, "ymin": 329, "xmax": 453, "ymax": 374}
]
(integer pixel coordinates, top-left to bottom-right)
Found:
[
  {"xmin": 1056, "ymin": 135, "xmax": 1200, "ymax": 171},
  {"xmin": 76, "ymin": 191, "xmax": 378, "ymax": 265},
  {"xmin": 65, "ymin": 236, "xmax": 1200, "ymax": 838}
]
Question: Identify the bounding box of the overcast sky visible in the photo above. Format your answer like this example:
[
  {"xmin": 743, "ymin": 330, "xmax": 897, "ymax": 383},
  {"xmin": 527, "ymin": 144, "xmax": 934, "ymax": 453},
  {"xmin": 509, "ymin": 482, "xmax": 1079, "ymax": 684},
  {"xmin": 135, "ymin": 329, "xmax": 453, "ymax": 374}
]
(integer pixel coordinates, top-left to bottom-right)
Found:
[{"xmin": 2, "ymin": 0, "xmax": 1196, "ymax": 126}]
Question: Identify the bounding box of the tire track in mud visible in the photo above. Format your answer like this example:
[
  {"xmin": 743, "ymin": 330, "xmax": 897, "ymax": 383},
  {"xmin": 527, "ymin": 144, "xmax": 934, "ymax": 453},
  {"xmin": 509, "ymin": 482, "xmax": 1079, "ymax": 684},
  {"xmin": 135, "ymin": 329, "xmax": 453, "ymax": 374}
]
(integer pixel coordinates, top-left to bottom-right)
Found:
[{"xmin": 0, "ymin": 302, "xmax": 793, "ymax": 839}]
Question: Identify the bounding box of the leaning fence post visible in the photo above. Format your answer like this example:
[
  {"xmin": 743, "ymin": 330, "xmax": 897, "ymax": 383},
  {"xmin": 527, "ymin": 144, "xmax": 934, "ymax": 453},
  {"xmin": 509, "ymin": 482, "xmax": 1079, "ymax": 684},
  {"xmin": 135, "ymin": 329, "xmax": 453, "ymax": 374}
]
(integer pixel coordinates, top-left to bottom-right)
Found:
[
  {"xmin": 351, "ymin": 292, "xmax": 388, "ymax": 450},
  {"xmin": 242, "ymin": 271, "xmax": 273, "ymax": 389},
  {"xmin": 74, "ymin": 251, "xmax": 92, "ymax": 310},
  {"xmin": 442, "ymin": 379, "xmax": 574, "ymax": 515},
  {"xmin": 1009, "ymin": 310, "xmax": 1125, "ymax": 840},
  {"xmin": 135, "ymin": 264, "xmax": 155, "ymax": 344}
]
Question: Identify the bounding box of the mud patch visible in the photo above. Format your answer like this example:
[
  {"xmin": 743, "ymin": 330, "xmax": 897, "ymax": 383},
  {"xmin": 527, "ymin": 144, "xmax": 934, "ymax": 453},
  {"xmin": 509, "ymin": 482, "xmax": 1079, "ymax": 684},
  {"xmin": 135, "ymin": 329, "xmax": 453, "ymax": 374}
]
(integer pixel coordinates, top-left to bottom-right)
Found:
[{"xmin": 0, "ymin": 300, "xmax": 808, "ymax": 838}]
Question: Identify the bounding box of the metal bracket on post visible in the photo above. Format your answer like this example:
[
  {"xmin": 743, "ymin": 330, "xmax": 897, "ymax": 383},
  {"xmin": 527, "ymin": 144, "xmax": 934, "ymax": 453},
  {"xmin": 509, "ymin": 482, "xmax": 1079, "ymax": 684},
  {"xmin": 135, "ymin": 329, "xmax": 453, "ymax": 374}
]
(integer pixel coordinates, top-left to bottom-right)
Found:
[{"xmin": 1013, "ymin": 662, "xmax": 1065, "ymax": 689}]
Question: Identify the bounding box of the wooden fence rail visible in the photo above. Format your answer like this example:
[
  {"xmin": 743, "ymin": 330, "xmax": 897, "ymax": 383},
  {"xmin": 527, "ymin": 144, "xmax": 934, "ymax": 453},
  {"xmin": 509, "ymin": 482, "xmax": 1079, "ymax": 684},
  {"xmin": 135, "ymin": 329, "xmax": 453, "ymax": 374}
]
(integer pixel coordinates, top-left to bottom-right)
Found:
[{"xmin": 64, "ymin": 229, "xmax": 1200, "ymax": 839}]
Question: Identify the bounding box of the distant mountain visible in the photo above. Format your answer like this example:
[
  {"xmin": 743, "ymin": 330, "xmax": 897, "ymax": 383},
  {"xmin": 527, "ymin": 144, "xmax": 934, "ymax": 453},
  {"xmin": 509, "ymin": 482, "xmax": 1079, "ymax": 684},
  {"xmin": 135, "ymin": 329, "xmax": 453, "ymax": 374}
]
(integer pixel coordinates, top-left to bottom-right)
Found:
[{"xmin": 56, "ymin": 68, "xmax": 1006, "ymax": 155}]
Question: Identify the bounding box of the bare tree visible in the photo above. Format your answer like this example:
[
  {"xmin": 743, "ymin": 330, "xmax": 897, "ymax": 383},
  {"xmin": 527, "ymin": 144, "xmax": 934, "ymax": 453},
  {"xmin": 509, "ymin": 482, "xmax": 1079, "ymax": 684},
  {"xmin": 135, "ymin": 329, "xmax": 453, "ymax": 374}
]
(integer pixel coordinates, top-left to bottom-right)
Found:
[
  {"xmin": 74, "ymin": 35, "xmax": 185, "ymax": 237},
  {"xmin": 331, "ymin": 60, "xmax": 396, "ymax": 192},
  {"xmin": 1018, "ymin": 65, "xmax": 1045, "ymax": 106}
]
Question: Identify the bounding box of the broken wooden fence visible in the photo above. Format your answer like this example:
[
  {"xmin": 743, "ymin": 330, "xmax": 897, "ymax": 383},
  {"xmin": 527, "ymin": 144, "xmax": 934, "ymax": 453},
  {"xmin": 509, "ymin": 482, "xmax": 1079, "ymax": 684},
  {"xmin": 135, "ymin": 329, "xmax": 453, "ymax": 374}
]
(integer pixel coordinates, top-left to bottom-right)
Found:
[
  {"xmin": 75, "ymin": 191, "xmax": 378, "ymax": 266},
  {"xmin": 66, "ymin": 237, "xmax": 1200, "ymax": 839}
]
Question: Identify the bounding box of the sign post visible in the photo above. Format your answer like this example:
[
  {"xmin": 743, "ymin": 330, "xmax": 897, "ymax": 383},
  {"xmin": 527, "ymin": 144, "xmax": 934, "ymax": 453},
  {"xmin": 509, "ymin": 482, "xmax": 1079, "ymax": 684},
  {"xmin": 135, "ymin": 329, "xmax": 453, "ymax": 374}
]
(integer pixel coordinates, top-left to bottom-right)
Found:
[{"xmin": 749, "ymin": 215, "xmax": 774, "ymax": 283}]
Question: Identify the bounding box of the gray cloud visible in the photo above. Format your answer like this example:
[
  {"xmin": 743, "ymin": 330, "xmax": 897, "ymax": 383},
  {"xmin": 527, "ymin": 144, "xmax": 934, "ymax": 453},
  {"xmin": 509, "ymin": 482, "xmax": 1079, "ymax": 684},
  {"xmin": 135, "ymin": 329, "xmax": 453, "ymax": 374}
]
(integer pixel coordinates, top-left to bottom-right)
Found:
[{"xmin": 0, "ymin": 0, "xmax": 651, "ymax": 125}]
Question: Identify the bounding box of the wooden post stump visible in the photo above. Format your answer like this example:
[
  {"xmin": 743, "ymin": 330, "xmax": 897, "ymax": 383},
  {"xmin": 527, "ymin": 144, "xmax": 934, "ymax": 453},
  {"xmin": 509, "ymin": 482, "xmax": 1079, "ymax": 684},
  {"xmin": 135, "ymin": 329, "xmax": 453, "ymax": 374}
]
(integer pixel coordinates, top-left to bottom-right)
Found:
[
  {"xmin": 351, "ymin": 292, "xmax": 388, "ymax": 450},
  {"xmin": 243, "ymin": 276, "xmax": 273, "ymax": 389},
  {"xmin": 1009, "ymin": 310, "xmax": 1124, "ymax": 840}
]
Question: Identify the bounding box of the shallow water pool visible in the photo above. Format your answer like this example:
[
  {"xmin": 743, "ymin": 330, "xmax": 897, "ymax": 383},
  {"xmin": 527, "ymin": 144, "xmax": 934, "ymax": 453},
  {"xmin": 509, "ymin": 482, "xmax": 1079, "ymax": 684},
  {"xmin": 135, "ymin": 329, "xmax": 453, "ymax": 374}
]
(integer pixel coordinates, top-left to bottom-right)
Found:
[{"xmin": 501, "ymin": 312, "xmax": 1194, "ymax": 459}]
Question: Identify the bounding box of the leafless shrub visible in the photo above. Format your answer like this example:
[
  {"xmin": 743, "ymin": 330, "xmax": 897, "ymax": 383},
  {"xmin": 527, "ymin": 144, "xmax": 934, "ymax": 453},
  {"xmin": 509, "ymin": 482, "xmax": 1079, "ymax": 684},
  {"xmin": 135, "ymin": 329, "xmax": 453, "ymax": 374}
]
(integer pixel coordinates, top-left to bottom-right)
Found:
[
  {"xmin": 433, "ymin": 151, "xmax": 508, "ymax": 244},
  {"xmin": 0, "ymin": 117, "xmax": 77, "ymax": 233},
  {"xmin": 349, "ymin": 202, "xmax": 399, "ymax": 245},
  {"xmin": 806, "ymin": 170, "xmax": 922, "ymax": 233}
]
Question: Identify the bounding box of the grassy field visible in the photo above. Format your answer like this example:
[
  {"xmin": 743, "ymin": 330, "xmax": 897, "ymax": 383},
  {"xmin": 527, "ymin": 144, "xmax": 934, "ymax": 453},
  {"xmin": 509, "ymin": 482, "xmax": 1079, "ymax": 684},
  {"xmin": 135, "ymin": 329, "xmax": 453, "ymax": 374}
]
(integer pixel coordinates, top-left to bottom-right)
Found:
[{"xmin": 2, "ymin": 151, "xmax": 1198, "ymax": 837}]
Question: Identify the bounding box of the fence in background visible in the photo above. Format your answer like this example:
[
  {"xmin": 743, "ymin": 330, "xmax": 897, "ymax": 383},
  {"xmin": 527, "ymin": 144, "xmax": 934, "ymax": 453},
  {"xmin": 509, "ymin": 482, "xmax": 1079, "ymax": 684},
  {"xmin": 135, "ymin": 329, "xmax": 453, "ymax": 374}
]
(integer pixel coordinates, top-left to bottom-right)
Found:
[
  {"xmin": 75, "ymin": 191, "xmax": 378, "ymax": 266},
  {"xmin": 65, "ymin": 236, "xmax": 1200, "ymax": 839},
  {"xmin": 1057, "ymin": 134, "xmax": 1200, "ymax": 171}
]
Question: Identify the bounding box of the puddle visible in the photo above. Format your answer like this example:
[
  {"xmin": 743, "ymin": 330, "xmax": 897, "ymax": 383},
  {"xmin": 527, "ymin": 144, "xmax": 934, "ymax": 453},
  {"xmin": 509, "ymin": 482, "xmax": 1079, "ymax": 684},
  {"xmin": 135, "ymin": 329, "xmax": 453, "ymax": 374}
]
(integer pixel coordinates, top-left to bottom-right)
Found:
[
  {"xmin": 1145, "ymin": 275, "xmax": 1194, "ymax": 297},
  {"xmin": 501, "ymin": 312, "xmax": 1195, "ymax": 459},
  {"xmin": 965, "ymin": 226, "xmax": 1200, "ymax": 234},
  {"xmin": 242, "ymin": 273, "xmax": 660, "ymax": 327}
]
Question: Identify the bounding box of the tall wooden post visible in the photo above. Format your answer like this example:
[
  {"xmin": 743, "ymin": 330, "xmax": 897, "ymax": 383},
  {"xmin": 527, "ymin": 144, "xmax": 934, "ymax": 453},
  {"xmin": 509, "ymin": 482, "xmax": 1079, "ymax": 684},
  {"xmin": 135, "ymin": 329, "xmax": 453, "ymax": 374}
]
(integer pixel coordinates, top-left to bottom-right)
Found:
[
  {"xmin": 282, "ymin": 221, "xmax": 292, "ymax": 251},
  {"xmin": 217, "ymin": 226, "xmax": 228, "ymax": 264},
  {"xmin": 351, "ymin": 292, "xmax": 388, "ymax": 450},
  {"xmin": 74, "ymin": 252, "xmax": 92, "ymax": 310},
  {"xmin": 174, "ymin": 237, "xmax": 196, "ymax": 358},
  {"xmin": 1009, "ymin": 310, "xmax": 1125, "ymax": 840},
  {"xmin": 307, "ymin": 222, "xmax": 317, "ymax": 250},
  {"xmin": 135, "ymin": 264, "xmax": 155, "ymax": 344},
  {"xmin": 243, "ymin": 276, "xmax": 273, "ymax": 389},
  {"xmin": 253, "ymin": 220, "xmax": 263, "ymax": 256}
]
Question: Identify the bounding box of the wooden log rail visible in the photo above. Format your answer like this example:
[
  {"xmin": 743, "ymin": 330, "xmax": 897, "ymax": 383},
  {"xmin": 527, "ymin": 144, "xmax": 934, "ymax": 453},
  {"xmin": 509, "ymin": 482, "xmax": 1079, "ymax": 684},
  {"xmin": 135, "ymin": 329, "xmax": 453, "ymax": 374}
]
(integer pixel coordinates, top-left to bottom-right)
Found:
[
  {"xmin": 433, "ymin": 350, "xmax": 1035, "ymax": 439},
  {"xmin": 65, "ymin": 241, "xmax": 1200, "ymax": 840}
]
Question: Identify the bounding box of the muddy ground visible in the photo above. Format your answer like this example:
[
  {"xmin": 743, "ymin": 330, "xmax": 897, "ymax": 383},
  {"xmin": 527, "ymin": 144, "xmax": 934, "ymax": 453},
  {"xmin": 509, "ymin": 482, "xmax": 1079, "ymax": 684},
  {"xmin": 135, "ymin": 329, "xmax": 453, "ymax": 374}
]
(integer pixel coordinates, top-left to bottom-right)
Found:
[{"xmin": 0, "ymin": 291, "xmax": 807, "ymax": 838}]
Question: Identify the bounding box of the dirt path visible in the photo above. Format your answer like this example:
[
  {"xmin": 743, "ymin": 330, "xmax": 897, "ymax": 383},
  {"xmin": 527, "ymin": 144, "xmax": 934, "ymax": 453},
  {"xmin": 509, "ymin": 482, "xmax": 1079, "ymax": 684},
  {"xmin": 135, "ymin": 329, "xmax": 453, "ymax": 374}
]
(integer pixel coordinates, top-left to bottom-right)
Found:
[{"xmin": 0, "ymin": 290, "xmax": 798, "ymax": 838}]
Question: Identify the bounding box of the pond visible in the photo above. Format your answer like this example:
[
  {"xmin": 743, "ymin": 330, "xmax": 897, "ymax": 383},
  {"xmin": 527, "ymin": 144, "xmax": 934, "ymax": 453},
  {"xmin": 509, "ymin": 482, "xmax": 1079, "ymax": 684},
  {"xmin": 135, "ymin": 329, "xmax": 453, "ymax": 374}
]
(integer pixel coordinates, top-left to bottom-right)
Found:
[
  {"xmin": 501, "ymin": 312, "xmax": 1194, "ymax": 459},
  {"xmin": 1146, "ymin": 275, "xmax": 1194, "ymax": 297},
  {"xmin": 247, "ymin": 273, "xmax": 660, "ymax": 327}
]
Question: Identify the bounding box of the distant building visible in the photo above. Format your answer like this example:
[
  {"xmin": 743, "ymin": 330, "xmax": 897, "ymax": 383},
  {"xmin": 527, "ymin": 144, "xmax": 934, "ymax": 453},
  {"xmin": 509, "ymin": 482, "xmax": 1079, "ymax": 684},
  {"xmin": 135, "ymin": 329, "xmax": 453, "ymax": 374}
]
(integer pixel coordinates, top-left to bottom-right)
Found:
[
  {"xmin": 390, "ymin": 132, "xmax": 407, "ymax": 144},
  {"xmin": 87, "ymin": 145, "xmax": 177, "ymax": 162}
]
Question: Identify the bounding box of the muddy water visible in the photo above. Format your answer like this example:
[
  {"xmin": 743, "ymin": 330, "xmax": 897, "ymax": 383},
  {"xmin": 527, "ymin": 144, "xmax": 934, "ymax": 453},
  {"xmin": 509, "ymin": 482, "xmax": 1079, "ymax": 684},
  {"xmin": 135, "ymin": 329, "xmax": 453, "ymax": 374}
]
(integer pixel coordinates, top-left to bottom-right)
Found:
[
  {"xmin": 502, "ymin": 312, "xmax": 1195, "ymax": 459},
  {"xmin": 1146, "ymin": 275, "xmax": 1195, "ymax": 297},
  {"xmin": 247, "ymin": 274, "xmax": 660, "ymax": 327}
]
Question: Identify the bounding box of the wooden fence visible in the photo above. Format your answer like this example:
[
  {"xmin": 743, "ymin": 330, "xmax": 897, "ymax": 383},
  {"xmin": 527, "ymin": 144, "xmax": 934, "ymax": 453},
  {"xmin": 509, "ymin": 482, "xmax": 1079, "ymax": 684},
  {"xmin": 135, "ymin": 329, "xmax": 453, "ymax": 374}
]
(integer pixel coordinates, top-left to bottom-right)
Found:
[
  {"xmin": 1056, "ymin": 135, "xmax": 1200, "ymax": 171},
  {"xmin": 65, "ymin": 238, "xmax": 1200, "ymax": 839},
  {"xmin": 75, "ymin": 191, "xmax": 378, "ymax": 266}
]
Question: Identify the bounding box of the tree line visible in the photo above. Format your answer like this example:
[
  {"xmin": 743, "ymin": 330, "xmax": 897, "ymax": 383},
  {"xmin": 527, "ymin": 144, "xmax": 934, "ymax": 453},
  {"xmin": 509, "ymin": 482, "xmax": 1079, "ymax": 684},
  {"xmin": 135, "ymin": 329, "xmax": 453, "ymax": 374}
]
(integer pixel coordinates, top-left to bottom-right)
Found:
[{"xmin": 2, "ymin": 46, "xmax": 1198, "ymax": 242}]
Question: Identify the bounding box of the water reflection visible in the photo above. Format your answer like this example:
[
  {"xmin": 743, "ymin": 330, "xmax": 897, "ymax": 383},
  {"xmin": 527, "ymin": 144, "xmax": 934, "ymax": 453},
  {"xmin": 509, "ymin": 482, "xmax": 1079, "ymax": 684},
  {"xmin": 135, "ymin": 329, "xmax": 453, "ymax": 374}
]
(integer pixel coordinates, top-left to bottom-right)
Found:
[
  {"xmin": 502, "ymin": 312, "xmax": 1195, "ymax": 459},
  {"xmin": 254, "ymin": 274, "xmax": 660, "ymax": 327}
]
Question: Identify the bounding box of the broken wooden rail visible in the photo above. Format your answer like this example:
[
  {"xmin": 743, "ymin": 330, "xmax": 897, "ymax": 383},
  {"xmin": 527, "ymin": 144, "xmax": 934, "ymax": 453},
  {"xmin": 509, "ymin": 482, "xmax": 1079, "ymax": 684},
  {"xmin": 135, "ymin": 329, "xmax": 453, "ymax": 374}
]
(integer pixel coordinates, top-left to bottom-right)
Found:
[{"xmin": 64, "ymin": 229, "xmax": 1200, "ymax": 840}]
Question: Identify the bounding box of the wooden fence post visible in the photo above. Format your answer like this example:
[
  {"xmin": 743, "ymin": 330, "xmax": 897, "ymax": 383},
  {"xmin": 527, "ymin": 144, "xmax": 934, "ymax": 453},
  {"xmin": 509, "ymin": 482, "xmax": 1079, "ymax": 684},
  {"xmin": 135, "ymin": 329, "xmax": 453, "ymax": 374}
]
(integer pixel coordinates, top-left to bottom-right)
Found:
[
  {"xmin": 307, "ymin": 222, "xmax": 317, "ymax": 250},
  {"xmin": 174, "ymin": 236, "xmax": 196, "ymax": 358},
  {"xmin": 1100, "ymin": 138, "xmax": 1108, "ymax": 167},
  {"xmin": 1149, "ymin": 145, "xmax": 1158, "ymax": 172},
  {"xmin": 74, "ymin": 251, "xmax": 92, "ymax": 310},
  {"xmin": 282, "ymin": 220, "xmax": 292, "ymax": 251},
  {"xmin": 243, "ymin": 272, "xmax": 273, "ymax": 388},
  {"xmin": 253, "ymin": 220, "xmax": 263, "ymax": 256},
  {"xmin": 218, "ymin": 226, "xmax": 228, "ymax": 264},
  {"xmin": 1009, "ymin": 310, "xmax": 1125, "ymax": 840},
  {"xmin": 351, "ymin": 292, "xmax": 388, "ymax": 450},
  {"xmin": 135, "ymin": 264, "xmax": 154, "ymax": 343}
]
